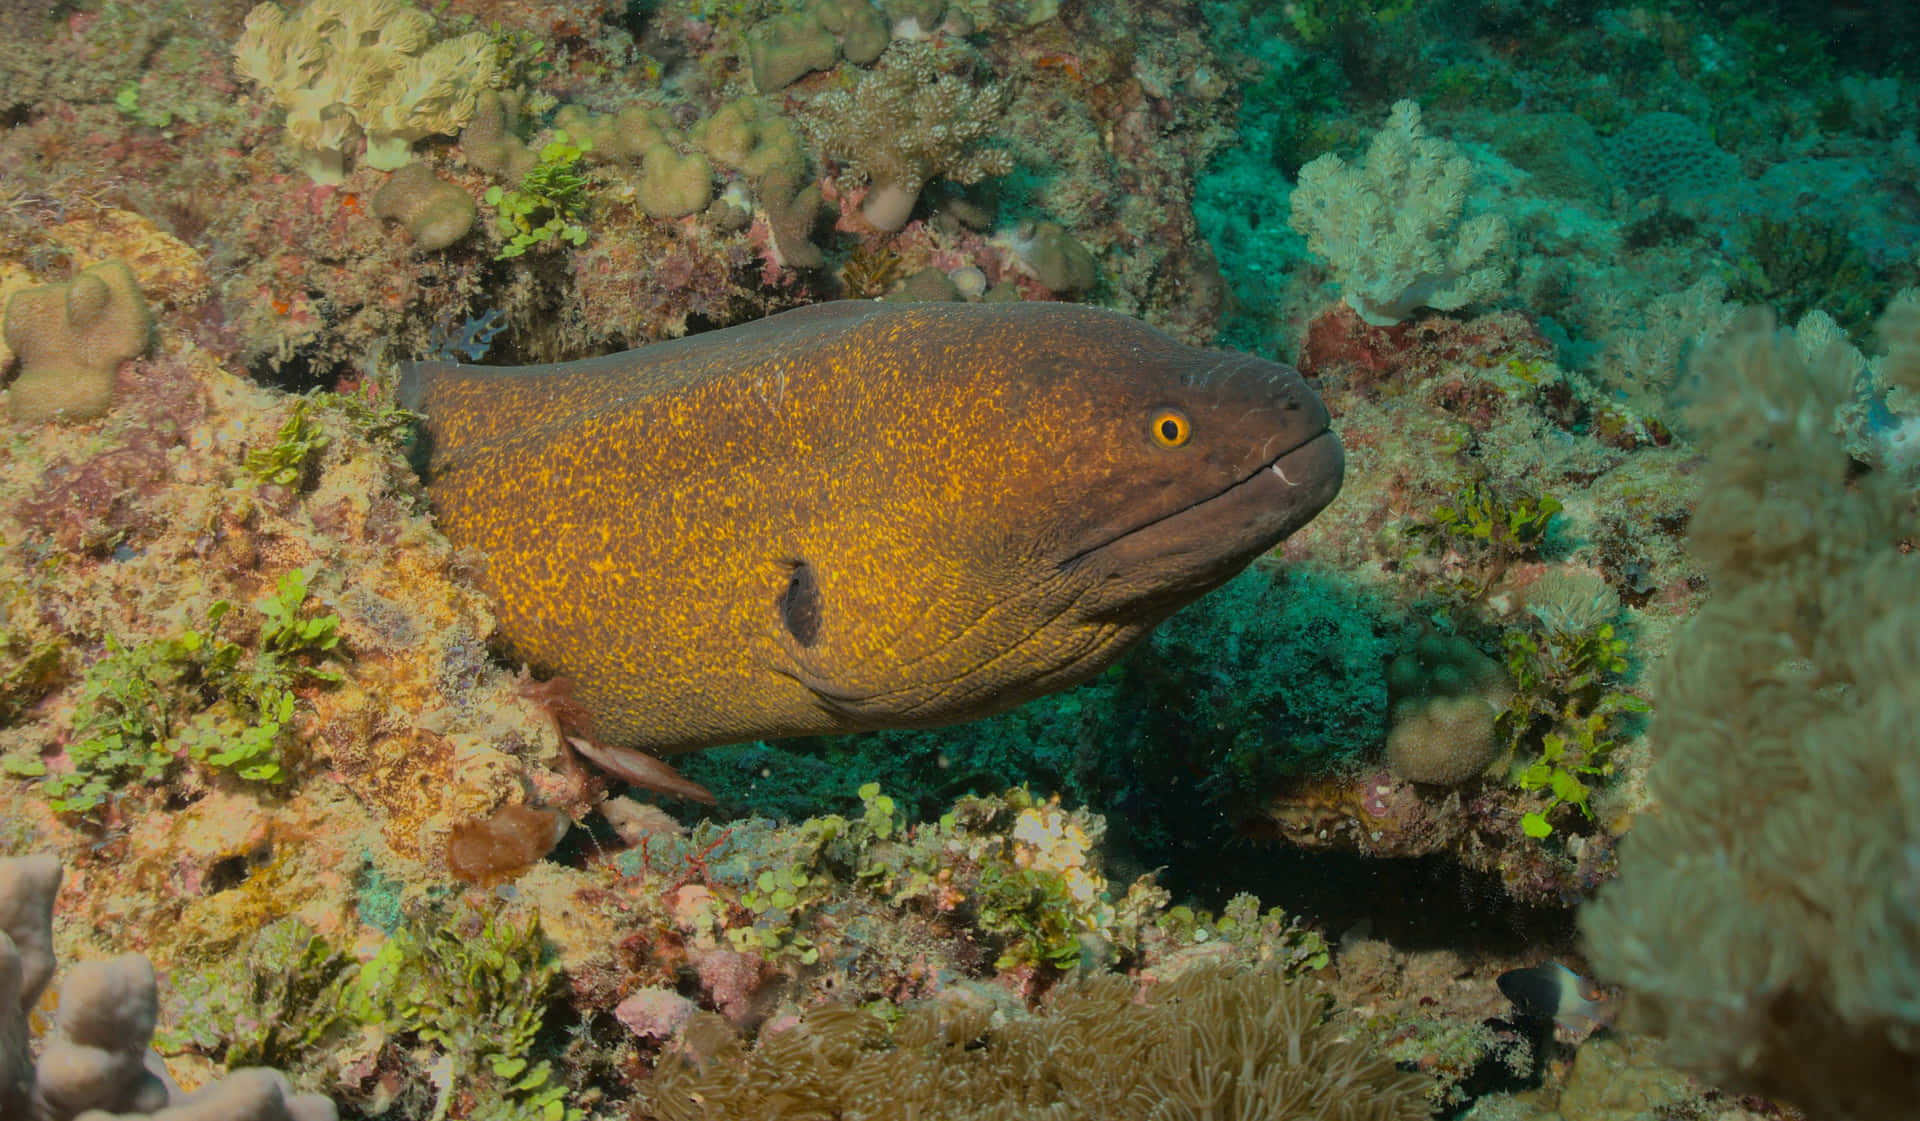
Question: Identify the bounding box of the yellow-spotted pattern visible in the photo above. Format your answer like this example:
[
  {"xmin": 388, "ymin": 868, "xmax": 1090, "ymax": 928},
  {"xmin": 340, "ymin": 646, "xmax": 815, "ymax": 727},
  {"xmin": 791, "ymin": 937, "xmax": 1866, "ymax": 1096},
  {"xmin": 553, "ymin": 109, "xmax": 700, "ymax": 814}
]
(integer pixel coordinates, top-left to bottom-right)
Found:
[{"xmin": 401, "ymin": 301, "xmax": 1342, "ymax": 755}]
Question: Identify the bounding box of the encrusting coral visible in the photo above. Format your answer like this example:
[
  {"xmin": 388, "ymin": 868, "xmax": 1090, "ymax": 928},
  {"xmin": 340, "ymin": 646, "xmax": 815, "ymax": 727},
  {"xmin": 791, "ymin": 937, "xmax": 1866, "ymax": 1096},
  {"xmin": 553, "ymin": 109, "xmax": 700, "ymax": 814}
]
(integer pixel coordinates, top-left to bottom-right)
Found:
[
  {"xmin": 1580, "ymin": 293, "xmax": 1920, "ymax": 1121},
  {"xmin": 692, "ymin": 98, "xmax": 829, "ymax": 266},
  {"xmin": 638, "ymin": 961, "xmax": 1430, "ymax": 1120},
  {"xmin": 2, "ymin": 260, "xmax": 153, "ymax": 424},
  {"xmin": 1, "ymin": 854, "xmax": 337, "ymax": 1121},
  {"xmin": 743, "ymin": 0, "xmax": 888, "ymax": 92},
  {"xmin": 460, "ymin": 90, "xmax": 536, "ymax": 182},
  {"xmin": 233, "ymin": 0, "xmax": 501, "ymax": 182},
  {"xmin": 1290, "ymin": 100, "xmax": 1509, "ymax": 327},
  {"xmin": 1004, "ymin": 220, "xmax": 1097, "ymax": 296}
]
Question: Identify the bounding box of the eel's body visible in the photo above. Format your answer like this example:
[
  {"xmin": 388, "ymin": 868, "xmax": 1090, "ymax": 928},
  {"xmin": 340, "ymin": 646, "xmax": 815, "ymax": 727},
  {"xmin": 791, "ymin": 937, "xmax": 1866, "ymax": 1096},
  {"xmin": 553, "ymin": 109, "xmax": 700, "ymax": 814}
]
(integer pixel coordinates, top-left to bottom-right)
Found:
[{"xmin": 401, "ymin": 301, "xmax": 1343, "ymax": 757}]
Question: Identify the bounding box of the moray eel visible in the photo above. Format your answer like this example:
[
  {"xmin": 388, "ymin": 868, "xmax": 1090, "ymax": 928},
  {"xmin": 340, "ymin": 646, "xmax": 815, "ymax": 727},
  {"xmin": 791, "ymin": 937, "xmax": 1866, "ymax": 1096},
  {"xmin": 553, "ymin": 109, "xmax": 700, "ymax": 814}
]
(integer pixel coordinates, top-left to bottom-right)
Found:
[{"xmin": 400, "ymin": 301, "xmax": 1342, "ymax": 771}]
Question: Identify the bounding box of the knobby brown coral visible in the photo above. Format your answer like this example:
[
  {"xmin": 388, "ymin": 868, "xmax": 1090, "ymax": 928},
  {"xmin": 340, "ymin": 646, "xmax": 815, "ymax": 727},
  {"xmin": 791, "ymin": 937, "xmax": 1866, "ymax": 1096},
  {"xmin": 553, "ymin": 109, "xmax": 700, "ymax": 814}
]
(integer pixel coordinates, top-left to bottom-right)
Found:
[{"xmin": 1, "ymin": 853, "xmax": 337, "ymax": 1121}]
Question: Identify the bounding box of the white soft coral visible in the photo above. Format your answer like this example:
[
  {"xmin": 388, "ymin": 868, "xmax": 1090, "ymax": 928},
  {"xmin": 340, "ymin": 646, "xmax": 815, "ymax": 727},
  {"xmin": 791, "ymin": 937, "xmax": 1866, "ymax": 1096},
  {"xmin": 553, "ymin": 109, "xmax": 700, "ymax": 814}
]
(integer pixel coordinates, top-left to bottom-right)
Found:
[{"xmin": 1289, "ymin": 100, "xmax": 1510, "ymax": 326}]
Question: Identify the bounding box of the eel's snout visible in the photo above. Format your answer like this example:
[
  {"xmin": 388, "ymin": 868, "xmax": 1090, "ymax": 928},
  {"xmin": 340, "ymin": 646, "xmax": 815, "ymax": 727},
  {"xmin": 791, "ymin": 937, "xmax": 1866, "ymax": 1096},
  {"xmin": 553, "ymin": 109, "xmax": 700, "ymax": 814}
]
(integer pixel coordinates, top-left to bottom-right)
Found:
[
  {"xmin": 1071, "ymin": 349, "xmax": 1345, "ymax": 594},
  {"xmin": 1261, "ymin": 426, "xmax": 1346, "ymax": 531}
]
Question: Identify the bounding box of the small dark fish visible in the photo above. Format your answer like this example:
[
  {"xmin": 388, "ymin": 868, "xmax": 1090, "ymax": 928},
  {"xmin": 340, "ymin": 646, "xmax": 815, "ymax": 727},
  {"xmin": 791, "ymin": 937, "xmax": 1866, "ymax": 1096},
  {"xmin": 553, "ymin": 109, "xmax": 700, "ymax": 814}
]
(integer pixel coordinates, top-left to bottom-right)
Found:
[{"xmin": 1497, "ymin": 962, "xmax": 1616, "ymax": 1034}]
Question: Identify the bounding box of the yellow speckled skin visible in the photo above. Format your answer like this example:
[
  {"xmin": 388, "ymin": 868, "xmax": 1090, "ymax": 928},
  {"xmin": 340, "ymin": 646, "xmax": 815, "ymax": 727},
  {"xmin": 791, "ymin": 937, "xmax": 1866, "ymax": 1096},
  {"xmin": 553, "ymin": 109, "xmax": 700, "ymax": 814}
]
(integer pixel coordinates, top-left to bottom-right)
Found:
[{"xmin": 401, "ymin": 301, "xmax": 1342, "ymax": 754}]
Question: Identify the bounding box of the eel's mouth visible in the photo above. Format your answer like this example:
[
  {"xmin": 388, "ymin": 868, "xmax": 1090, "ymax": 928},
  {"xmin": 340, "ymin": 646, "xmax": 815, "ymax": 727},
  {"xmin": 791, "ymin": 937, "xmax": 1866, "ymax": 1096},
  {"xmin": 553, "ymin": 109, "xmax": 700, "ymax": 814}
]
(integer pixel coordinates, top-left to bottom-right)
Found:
[{"xmin": 1062, "ymin": 428, "xmax": 1345, "ymax": 588}]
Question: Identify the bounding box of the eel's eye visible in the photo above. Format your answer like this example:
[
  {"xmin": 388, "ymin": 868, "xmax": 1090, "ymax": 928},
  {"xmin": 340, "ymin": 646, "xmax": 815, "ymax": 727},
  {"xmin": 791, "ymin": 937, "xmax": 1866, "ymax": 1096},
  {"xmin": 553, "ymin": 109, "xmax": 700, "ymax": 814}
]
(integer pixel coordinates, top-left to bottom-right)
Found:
[{"xmin": 1149, "ymin": 409, "xmax": 1192, "ymax": 448}]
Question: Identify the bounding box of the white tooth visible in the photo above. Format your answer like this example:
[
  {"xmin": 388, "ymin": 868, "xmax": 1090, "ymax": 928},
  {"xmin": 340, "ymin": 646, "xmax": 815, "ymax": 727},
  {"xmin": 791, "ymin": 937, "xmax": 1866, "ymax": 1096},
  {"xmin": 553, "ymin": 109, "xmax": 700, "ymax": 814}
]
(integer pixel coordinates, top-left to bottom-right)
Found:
[{"xmin": 1272, "ymin": 463, "xmax": 1300, "ymax": 486}]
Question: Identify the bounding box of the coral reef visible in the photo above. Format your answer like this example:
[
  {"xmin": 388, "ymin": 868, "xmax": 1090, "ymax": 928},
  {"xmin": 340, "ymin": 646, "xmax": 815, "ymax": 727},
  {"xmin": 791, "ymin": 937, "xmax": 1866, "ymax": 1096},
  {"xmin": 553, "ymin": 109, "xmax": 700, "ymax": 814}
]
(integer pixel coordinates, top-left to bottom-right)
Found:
[{"xmin": 1, "ymin": 0, "xmax": 1915, "ymax": 1117}]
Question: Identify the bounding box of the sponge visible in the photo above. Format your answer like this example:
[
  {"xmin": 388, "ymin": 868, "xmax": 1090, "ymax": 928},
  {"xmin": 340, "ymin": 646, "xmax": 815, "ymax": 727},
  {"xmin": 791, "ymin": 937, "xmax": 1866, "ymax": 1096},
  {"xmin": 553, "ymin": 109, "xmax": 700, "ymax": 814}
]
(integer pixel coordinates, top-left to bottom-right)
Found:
[{"xmin": 3, "ymin": 260, "xmax": 153, "ymax": 424}]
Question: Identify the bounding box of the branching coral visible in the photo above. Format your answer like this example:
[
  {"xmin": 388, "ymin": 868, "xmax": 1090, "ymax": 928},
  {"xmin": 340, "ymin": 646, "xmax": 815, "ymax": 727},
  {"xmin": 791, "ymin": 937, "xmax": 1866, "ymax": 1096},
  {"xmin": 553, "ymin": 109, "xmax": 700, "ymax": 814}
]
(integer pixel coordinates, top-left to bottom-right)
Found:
[
  {"xmin": 233, "ymin": 0, "xmax": 501, "ymax": 182},
  {"xmin": 1289, "ymin": 100, "xmax": 1509, "ymax": 326},
  {"xmin": 638, "ymin": 962, "xmax": 1429, "ymax": 1119},
  {"xmin": 800, "ymin": 41, "xmax": 1013, "ymax": 231}
]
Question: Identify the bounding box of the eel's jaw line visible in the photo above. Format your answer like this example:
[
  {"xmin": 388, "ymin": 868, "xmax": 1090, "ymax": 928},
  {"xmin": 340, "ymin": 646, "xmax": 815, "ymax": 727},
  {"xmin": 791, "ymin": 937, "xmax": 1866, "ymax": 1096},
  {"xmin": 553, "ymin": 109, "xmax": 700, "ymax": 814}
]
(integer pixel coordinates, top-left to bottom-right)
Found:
[{"xmin": 1056, "ymin": 426, "xmax": 1333, "ymax": 570}]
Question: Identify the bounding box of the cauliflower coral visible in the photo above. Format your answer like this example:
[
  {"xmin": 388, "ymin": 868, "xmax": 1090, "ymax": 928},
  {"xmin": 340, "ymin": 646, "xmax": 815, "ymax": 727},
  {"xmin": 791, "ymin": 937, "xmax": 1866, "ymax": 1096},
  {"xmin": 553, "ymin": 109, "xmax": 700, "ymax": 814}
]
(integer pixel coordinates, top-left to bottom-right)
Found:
[{"xmin": 234, "ymin": 0, "xmax": 501, "ymax": 183}]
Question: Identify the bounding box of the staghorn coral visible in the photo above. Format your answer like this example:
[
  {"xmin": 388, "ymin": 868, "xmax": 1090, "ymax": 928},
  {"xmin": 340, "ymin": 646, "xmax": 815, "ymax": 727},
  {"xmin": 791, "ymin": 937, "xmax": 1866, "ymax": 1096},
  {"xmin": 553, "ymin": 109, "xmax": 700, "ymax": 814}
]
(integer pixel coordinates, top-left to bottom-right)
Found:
[
  {"xmin": 1289, "ymin": 100, "xmax": 1509, "ymax": 327},
  {"xmin": 233, "ymin": 0, "xmax": 501, "ymax": 183},
  {"xmin": 1580, "ymin": 304, "xmax": 1920, "ymax": 1121},
  {"xmin": 800, "ymin": 41, "xmax": 1013, "ymax": 232},
  {"xmin": 638, "ymin": 961, "xmax": 1430, "ymax": 1120}
]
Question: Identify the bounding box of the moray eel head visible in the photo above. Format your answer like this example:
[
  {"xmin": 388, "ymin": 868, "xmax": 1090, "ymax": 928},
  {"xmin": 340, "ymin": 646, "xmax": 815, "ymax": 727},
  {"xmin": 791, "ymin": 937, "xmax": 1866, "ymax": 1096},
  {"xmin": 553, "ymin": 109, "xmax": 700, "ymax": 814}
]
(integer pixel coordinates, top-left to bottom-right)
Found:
[{"xmin": 404, "ymin": 301, "xmax": 1342, "ymax": 753}]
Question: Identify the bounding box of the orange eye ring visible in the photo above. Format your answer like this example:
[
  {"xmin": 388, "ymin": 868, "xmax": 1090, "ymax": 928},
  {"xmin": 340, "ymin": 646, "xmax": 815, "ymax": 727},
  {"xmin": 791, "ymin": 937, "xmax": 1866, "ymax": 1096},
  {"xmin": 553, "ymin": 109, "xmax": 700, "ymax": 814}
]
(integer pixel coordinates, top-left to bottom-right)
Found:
[{"xmin": 1150, "ymin": 409, "xmax": 1192, "ymax": 448}]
